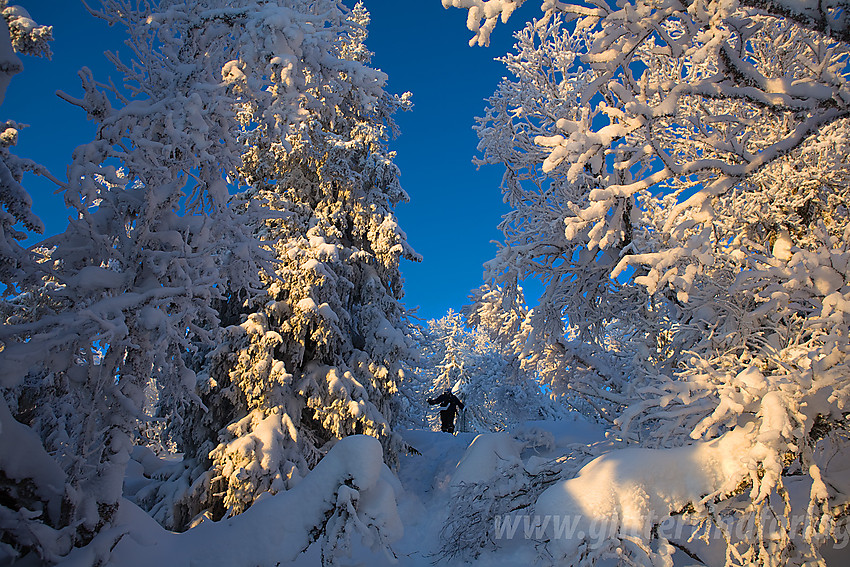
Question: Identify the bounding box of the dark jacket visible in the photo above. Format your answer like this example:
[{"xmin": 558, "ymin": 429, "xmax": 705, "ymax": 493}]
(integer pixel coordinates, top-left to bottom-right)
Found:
[{"xmin": 427, "ymin": 391, "xmax": 464, "ymax": 420}]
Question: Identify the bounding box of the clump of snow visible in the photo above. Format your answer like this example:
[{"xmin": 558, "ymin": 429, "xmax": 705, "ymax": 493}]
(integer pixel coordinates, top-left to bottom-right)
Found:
[
  {"xmin": 441, "ymin": 0, "xmax": 521, "ymax": 46},
  {"xmin": 451, "ymin": 432, "xmax": 523, "ymax": 488},
  {"xmin": 0, "ymin": 398, "xmax": 69, "ymax": 562},
  {"xmin": 0, "ymin": 398, "xmax": 64, "ymax": 491},
  {"xmin": 535, "ymin": 427, "xmax": 754, "ymax": 561},
  {"xmin": 2, "ymin": 4, "xmax": 52, "ymax": 59},
  {"xmin": 772, "ymin": 229, "xmax": 793, "ymax": 261}
]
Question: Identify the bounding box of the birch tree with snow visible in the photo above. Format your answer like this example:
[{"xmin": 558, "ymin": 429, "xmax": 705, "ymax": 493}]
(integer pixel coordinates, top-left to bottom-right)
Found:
[{"xmin": 446, "ymin": 0, "xmax": 850, "ymax": 564}]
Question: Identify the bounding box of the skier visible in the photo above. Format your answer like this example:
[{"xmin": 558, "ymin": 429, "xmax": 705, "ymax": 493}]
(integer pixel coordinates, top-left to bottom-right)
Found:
[{"xmin": 427, "ymin": 388, "xmax": 464, "ymax": 433}]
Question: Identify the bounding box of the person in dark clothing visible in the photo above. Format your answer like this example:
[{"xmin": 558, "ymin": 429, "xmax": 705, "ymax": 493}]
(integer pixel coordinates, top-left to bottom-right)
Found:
[{"xmin": 427, "ymin": 389, "xmax": 464, "ymax": 433}]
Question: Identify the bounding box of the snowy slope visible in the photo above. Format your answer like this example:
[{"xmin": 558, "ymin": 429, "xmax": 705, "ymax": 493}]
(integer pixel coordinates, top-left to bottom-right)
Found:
[
  {"xmin": 20, "ymin": 414, "xmax": 849, "ymax": 566},
  {"xmin": 292, "ymin": 415, "xmax": 607, "ymax": 566},
  {"xmin": 293, "ymin": 416, "xmax": 850, "ymax": 567}
]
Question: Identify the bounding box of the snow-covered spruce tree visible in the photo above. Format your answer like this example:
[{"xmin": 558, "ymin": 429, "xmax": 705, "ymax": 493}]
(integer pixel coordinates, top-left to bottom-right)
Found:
[
  {"xmin": 0, "ymin": 6, "xmax": 68, "ymax": 565},
  {"xmin": 446, "ymin": 1, "xmax": 850, "ymax": 565},
  {"xmin": 0, "ymin": 1, "xmax": 259, "ymax": 559},
  {"xmin": 0, "ymin": 2, "xmax": 50, "ymax": 285},
  {"xmin": 166, "ymin": 3, "xmax": 418, "ymax": 528}
]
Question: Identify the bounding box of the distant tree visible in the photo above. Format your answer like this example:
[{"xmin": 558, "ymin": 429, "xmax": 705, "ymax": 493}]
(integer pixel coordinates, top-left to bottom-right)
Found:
[
  {"xmin": 447, "ymin": 0, "xmax": 850, "ymax": 564},
  {"xmin": 408, "ymin": 310, "xmax": 471, "ymax": 430}
]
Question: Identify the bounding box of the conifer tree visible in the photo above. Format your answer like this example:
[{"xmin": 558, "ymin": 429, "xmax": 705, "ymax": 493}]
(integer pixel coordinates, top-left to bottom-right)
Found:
[
  {"xmin": 0, "ymin": 1, "xmax": 50, "ymax": 284},
  {"xmin": 172, "ymin": 3, "xmax": 418, "ymax": 526},
  {"xmin": 0, "ymin": 5, "xmax": 62, "ymax": 563}
]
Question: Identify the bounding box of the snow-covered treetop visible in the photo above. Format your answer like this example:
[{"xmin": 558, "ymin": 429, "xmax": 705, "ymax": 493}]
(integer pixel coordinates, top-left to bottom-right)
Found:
[
  {"xmin": 1, "ymin": 2, "xmax": 52, "ymax": 59},
  {"xmin": 64, "ymin": 0, "xmax": 387, "ymax": 206}
]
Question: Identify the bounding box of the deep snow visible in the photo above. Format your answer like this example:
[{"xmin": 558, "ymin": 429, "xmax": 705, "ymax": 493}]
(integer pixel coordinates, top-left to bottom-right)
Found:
[
  {"xmin": 19, "ymin": 414, "xmax": 850, "ymax": 566},
  {"xmin": 293, "ymin": 415, "xmax": 610, "ymax": 566},
  {"xmin": 290, "ymin": 416, "xmax": 850, "ymax": 566}
]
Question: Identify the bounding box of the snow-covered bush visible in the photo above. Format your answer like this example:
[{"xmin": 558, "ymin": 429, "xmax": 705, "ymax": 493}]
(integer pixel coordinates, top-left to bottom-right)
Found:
[
  {"xmin": 66, "ymin": 436, "xmax": 402, "ymax": 567},
  {"xmin": 446, "ymin": 0, "xmax": 850, "ymax": 564},
  {"xmin": 439, "ymin": 429, "xmax": 601, "ymax": 562}
]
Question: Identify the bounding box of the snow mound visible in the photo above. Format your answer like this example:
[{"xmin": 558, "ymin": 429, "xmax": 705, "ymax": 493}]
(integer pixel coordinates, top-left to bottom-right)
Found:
[
  {"xmin": 60, "ymin": 435, "xmax": 401, "ymax": 567},
  {"xmin": 536, "ymin": 427, "xmax": 753, "ymax": 560},
  {"xmin": 451, "ymin": 432, "xmax": 523, "ymax": 488}
]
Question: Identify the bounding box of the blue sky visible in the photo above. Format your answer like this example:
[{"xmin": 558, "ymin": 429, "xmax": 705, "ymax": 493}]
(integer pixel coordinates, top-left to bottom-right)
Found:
[{"xmin": 6, "ymin": 1, "xmax": 539, "ymax": 322}]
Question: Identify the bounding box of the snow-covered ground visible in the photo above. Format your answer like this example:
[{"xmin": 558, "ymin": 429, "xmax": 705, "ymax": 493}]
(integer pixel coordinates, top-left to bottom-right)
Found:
[
  {"xmin": 289, "ymin": 415, "xmax": 850, "ymax": 567},
  {"xmin": 31, "ymin": 413, "xmax": 850, "ymax": 566},
  {"xmin": 292, "ymin": 428, "xmax": 479, "ymax": 566},
  {"xmin": 294, "ymin": 415, "xmax": 609, "ymax": 566}
]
